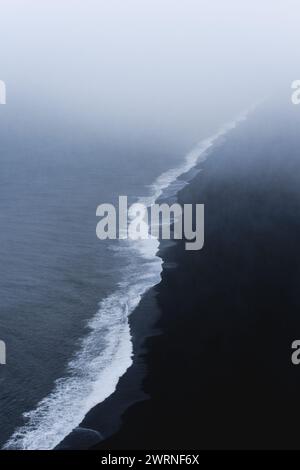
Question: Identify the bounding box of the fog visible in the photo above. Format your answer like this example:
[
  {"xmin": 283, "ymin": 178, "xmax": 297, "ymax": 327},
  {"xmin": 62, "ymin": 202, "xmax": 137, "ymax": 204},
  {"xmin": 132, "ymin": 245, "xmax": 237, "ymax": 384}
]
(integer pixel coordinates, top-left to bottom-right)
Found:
[{"xmin": 0, "ymin": 0, "xmax": 299, "ymax": 145}]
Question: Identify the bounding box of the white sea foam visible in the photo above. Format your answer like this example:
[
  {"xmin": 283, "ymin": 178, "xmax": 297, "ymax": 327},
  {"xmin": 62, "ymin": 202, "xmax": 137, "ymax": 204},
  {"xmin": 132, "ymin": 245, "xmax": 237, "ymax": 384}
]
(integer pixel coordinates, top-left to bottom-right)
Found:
[
  {"xmin": 4, "ymin": 109, "xmax": 250, "ymax": 450},
  {"xmin": 149, "ymin": 109, "xmax": 249, "ymax": 203}
]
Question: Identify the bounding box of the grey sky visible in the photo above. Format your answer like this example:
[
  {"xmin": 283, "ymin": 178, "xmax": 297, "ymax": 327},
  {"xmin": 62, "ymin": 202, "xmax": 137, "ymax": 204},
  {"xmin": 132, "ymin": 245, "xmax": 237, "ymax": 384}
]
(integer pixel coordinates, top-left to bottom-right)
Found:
[{"xmin": 0, "ymin": 0, "xmax": 298, "ymax": 143}]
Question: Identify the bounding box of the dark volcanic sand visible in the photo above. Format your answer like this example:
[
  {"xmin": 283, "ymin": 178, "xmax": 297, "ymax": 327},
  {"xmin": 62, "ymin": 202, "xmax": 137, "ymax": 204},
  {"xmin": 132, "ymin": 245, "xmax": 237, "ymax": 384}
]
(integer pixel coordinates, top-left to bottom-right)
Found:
[{"xmin": 90, "ymin": 103, "xmax": 300, "ymax": 450}]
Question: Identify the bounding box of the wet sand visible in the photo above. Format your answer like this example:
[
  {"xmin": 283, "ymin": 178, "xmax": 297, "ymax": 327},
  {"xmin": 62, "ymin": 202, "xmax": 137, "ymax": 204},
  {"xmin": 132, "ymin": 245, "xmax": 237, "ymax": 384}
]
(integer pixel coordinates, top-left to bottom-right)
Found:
[{"xmin": 90, "ymin": 102, "xmax": 300, "ymax": 450}]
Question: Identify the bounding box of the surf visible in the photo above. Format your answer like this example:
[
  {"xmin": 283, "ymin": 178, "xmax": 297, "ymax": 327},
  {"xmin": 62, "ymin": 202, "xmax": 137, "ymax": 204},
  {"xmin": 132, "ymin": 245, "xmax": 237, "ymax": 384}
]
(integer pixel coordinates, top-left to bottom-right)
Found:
[{"xmin": 3, "ymin": 109, "xmax": 251, "ymax": 450}]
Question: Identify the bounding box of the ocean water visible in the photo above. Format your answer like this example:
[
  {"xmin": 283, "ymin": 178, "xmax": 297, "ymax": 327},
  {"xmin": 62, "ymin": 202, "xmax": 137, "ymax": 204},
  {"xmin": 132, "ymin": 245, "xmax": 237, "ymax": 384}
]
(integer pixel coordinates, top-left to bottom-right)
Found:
[{"xmin": 0, "ymin": 104, "xmax": 249, "ymax": 449}]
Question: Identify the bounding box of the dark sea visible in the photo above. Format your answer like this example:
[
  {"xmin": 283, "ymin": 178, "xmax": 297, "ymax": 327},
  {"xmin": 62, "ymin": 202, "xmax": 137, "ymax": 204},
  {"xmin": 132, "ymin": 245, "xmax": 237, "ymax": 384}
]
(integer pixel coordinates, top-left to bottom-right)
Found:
[{"xmin": 0, "ymin": 98, "xmax": 249, "ymax": 449}]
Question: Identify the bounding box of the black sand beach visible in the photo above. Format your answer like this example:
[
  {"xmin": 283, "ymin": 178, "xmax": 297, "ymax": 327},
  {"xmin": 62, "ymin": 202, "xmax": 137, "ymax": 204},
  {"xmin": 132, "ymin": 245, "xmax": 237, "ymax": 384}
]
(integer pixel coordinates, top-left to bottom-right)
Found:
[{"xmin": 87, "ymin": 102, "xmax": 300, "ymax": 450}]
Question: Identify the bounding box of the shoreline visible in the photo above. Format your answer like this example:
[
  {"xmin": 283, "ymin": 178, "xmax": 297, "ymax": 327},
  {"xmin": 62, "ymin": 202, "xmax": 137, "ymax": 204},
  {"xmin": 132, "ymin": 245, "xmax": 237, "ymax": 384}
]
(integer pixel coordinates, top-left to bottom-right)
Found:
[
  {"xmin": 56, "ymin": 114, "xmax": 249, "ymax": 450},
  {"xmin": 56, "ymin": 279, "xmax": 162, "ymax": 449},
  {"xmin": 91, "ymin": 102, "xmax": 300, "ymax": 450}
]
